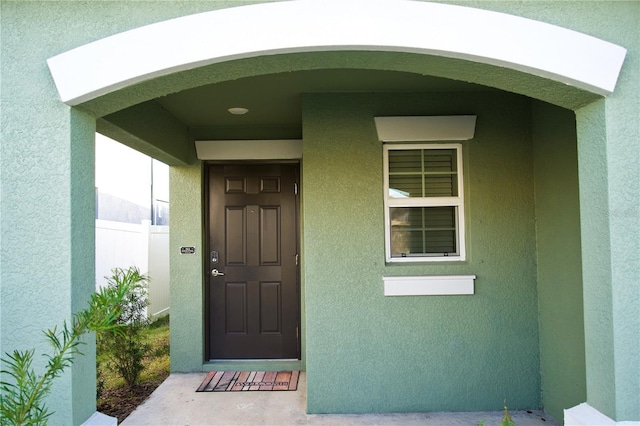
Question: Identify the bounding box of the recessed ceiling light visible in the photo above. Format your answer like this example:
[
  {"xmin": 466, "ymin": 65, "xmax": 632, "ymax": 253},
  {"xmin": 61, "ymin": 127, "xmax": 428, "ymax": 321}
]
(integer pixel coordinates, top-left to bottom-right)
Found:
[{"xmin": 228, "ymin": 107, "xmax": 249, "ymax": 115}]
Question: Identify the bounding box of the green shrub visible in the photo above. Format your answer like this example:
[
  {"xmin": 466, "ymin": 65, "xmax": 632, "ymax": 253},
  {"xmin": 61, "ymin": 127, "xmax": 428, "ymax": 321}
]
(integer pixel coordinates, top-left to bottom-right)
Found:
[
  {"xmin": 97, "ymin": 267, "xmax": 150, "ymax": 389},
  {"xmin": 0, "ymin": 280, "xmax": 134, "ymax": 425}
]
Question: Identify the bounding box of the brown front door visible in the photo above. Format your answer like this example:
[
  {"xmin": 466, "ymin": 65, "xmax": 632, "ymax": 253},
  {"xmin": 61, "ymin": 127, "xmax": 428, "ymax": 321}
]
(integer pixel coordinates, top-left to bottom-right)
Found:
[{"xmin": 206, "ymin": 164, "xmax": 299, "ymax": 359}]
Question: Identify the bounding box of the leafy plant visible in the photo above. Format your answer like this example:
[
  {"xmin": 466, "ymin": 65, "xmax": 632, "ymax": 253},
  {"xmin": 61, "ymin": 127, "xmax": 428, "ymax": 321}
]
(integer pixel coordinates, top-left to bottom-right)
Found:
[
  {"xmin": 0, "ymin": 280, "xmax": 134, "ymax": 425},
  {"xmin": 96, "ymin": 317, "xmax": 169, "ymax": 421},
  {"xmin": 97, "ymin": 267, "xmax": 150, "ymax": 388},
  {"xmin": 478, "ymin": 401, "xmax": 516, "ymax": 426}
]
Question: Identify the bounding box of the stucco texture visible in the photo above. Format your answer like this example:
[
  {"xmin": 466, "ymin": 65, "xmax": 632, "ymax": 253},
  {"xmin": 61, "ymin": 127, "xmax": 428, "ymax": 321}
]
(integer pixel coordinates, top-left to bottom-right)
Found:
[
  {"xmin": 0, "ymin": 3, "xmax": 99, "ymax": 423},
  {"xmin": 2, "ymin": 1, "xmax": 639, "ymax": 424},
  {"xmin": 532, "ymin": 101, "xmax": 586, "ymax": 422},
  {"xmin": 301, "ymin": 92, "xmax": 540, "ymax": 413},
  {"xmin": 169, "ymin": 164, "xmax": 204, "ymax": 372}
]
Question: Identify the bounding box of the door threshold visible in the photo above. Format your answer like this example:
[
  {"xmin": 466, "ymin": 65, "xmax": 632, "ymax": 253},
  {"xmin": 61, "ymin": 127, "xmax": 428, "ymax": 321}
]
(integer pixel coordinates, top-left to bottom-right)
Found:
[{"xmin": 203, "ymin": 359, "xmax": 302, "ymax": 372}]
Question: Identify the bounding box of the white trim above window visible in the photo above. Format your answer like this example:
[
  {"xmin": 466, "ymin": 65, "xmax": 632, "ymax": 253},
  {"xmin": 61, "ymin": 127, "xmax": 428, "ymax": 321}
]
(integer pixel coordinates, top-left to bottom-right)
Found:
[
  {"xmin": 384, "ymin": 143, "xmax": 466, "ymax": 262},
  {"xmin": 374, "ymin": 116, "xmax": 477, "ymax": 142}
]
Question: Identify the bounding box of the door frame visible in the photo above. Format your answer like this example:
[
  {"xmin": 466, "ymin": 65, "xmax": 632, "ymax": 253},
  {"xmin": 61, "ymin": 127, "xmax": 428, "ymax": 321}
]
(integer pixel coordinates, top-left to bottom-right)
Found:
[{"xmin": 203, "ymin": 160, "xmax": 302, "ymax": 362}]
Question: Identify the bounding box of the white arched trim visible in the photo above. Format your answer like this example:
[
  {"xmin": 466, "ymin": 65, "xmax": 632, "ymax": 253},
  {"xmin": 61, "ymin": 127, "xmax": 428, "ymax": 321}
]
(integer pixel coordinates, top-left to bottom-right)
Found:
[{"xmin": 47, "ymin": 0, "xmax": 626, "ymax": 105}]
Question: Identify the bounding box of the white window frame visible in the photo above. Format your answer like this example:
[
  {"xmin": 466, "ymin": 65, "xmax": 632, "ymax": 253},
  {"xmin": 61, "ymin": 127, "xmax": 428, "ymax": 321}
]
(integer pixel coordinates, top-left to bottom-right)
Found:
[{"xmin": 383, "ymin": 143, "xmax": 466, "ymax": 263}]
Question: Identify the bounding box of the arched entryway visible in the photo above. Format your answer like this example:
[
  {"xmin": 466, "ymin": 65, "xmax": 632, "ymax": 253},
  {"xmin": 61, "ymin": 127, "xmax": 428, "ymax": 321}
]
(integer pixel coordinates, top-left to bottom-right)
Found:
[{"xmin": 43, "ymin": 1, "xmax": 634, "ymax": 423}]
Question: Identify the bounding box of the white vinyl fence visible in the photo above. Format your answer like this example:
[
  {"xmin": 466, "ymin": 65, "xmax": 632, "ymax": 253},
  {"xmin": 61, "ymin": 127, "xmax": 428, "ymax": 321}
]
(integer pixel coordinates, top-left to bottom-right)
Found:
[{"xmin": 96, "ymin": 219, "xmax": 170, "ymax": 318}]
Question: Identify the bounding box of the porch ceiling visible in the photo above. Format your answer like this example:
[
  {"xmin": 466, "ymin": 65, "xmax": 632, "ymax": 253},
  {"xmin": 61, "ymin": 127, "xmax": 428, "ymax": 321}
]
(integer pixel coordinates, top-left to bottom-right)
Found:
[{"xmin": 154, "ymin": 68, "xmax": 495, "ymax": 131}]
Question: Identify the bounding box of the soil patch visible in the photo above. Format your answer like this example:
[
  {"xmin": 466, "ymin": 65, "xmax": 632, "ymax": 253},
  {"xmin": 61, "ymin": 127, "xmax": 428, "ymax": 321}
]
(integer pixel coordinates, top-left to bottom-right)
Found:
[
  {"xmin": 97, "ymin": 375, "xmax": 168, "ymax": 423},
  {"xmin": 96, "ymin": 316, "xmax": 170, "ymax": 423}
]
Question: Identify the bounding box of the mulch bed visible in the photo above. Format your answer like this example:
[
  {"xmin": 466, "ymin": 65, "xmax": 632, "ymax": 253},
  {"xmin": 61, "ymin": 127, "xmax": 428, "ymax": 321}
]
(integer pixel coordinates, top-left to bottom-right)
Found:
[{"xmin": 97, "ymin": 377, "xmax": 167, "ymax": 423}]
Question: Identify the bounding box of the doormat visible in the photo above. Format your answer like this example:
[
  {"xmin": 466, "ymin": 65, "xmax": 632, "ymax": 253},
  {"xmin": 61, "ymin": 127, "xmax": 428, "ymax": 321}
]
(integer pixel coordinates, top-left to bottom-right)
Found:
[{"xmin": 196, "ymin": 371, "xmax": 299, "ymax": 392}]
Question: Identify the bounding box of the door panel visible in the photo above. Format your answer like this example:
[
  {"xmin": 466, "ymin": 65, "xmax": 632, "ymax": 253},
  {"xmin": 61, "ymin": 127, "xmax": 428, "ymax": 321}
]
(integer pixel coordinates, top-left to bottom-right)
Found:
[
  {"xmin": 260, "ymin": 206, "xmax": 280, "ymax": 265},
  {"xmin": 225, "ymin": 282, "xmax": 247, "ymax": 334},
  {"xmin": 225, "ymin": 207, "xmax": 246, "ymax": 265},
  {"xmin": 207, "ymin": 164, "xmax": 299, "ymax": 360},
  {"xmin": 260, "ymin": 282, "xmax": 281, "ymax": 334}
]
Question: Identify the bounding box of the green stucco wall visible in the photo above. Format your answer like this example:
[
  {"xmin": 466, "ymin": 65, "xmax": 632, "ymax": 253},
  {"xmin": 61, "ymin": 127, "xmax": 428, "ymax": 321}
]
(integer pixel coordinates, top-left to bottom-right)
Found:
[
  {"xmin": 0, "ymin": 2, "xmax": 223, "ymax": 422},
  {"xmin": 576, "ymin": 99, "xmax": 640, "ymax": 421},
  {"xmin": 571, "ymin": 6, "xmax": 640, "ymax": 418},
  {"xmin": 302, "ymin": 92, "xmax": 540, "ymax": 413},
  {"xmin": 169, "ymin": 163, "xmax": 205, "ymax": 372},
  {"xmin": 2, "ymin": 1, "xmax": 638, "ymax": 423},
  {"xmin": 0, "ymin": 3, "xmax": 99, "ymax": 422},
  {"xmin": 532, "ymin": 102, "xmax": 586, "ymax": 423}
]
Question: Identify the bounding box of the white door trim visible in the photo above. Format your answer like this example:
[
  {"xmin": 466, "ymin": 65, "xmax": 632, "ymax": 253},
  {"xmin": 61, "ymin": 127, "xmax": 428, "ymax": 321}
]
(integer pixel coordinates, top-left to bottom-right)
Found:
[{"xmin": 195, "ymin": 140, "xmax": 302, "ymax": 161}]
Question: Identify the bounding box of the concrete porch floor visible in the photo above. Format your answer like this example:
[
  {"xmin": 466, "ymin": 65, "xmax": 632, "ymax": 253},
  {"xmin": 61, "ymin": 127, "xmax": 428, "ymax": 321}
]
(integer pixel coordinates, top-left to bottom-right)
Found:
[{"xmin": 120, "ymin": 373, "xmax": 558, "ymax": 425}]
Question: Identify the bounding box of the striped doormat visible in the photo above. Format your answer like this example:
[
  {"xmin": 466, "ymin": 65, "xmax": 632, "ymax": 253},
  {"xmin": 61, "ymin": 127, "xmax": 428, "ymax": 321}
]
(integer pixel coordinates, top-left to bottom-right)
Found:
[{"xmin": 196, "ymin": 371, "xmax": 299, "ymax": 392}]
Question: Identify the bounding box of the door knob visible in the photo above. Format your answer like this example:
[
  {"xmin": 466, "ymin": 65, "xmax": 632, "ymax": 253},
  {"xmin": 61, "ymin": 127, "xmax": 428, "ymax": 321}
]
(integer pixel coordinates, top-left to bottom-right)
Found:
[{"xmin": 211, "ymin": 269, "xmax": 225, "ymax": 277}]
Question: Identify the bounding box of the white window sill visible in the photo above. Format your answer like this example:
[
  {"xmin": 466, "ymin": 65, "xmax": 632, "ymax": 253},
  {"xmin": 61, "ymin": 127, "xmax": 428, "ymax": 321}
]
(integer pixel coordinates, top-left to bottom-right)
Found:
[
  {"xmin": 386, "ymin": 255, "xmax": 466, "ymax": 263},
  {"xmin": 383, "ymin": 275, "xmax": 476, "ymax": 296}
]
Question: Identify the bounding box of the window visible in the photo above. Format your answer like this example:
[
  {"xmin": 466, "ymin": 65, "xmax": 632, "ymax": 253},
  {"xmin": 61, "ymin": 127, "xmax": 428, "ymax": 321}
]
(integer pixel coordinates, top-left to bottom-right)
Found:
[{"xmin": 383, "ymin": 143, "xmax": 465, "ymax": 262}]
